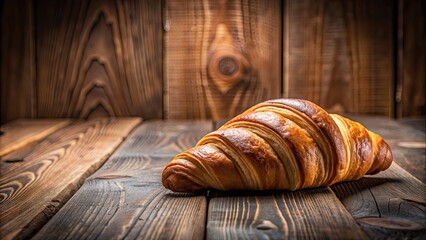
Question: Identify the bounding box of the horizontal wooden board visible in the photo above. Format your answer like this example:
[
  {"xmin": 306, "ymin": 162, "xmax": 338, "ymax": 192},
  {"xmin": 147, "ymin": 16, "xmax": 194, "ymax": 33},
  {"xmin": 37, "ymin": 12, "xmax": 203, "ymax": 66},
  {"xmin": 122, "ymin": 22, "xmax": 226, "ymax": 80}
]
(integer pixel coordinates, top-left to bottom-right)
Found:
[
  {"xmin": 0, "ymin": 118, "xmax": 141, "ymax": 240},
  {"xmin": 207, "ymin": 188, "xmax": 367, "ymax": 239},
  {"xmin": 0, "ymin": 119, "xmax": 70, "ymax": 156},
  {"xmin": 332, "ymin": 163, "xmax": 426, "ymax": 239},
  {"xmin": 33, "ymin": 120, "xmax": 212, "ymax": 240}
]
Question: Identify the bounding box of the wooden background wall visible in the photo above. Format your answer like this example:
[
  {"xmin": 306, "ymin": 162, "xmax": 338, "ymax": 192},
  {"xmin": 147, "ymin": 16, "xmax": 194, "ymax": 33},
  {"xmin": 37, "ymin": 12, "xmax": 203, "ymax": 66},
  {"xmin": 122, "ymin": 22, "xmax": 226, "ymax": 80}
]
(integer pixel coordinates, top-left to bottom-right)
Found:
[{"xmin": 1, "ymin": 0, "xmax": 425, "ymax": 124}]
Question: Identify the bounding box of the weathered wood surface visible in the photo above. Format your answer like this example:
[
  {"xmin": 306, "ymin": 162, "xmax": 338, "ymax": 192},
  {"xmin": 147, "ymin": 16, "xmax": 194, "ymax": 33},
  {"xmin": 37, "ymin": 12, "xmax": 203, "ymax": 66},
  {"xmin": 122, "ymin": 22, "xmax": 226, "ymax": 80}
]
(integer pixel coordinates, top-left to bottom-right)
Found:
[
  {"xmin": 35, "ymin": 0, "xmax": 162, "ymax": 119},
  {"xmin": 0, "ymin": 119, "xmax": 70, "ymax": 156},
  {"xmin": 0, "ymin": 118, "xmax": 141, "ymax": 240},
  {"xmin": 284, "ymin": 0, "xmax": 393, "ymax": 116},
  {"xmin": 34, "ymin": 120, "xmax": 212, "ymax": 240},
  {"xmin": 349, "ymin": 115, "xmax": 426, "ymax": 183},
  {"xmin": 0, "ymin": 0, "xmax": 36, "ymax": 124},
  {"xmin": 2, "ymin": 117, "xmax": 425, "ymax": 239},
  {"xmin": 207, "ymin": 189, "xmax": 367, "ymax": 239},
  {"xmin": 165, "ymin": 0, "xmax": 282, "ymax": 120},
  {"xmin": 332, "ymin": 163, "xmax": 426, "ymax": 239}
]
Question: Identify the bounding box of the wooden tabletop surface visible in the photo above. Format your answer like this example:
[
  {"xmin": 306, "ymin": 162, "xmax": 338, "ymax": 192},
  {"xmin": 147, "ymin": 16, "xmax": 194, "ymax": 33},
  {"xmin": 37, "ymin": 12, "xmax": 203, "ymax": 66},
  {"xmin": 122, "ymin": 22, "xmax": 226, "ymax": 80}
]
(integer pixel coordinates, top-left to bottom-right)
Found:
[{"xmin": 0, "ymin": 117, "xmax": 425, "ymax": 239}]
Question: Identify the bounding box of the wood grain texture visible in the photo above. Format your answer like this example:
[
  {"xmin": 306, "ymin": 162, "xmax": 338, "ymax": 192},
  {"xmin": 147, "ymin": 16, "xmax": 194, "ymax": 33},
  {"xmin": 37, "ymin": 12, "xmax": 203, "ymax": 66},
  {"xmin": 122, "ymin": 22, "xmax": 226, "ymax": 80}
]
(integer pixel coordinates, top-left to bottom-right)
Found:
[
  {"xmin": 0, "ymin": 119, "xmax": 70, "ymax": 156},
  {"xmin": 34, "ymin": 120, "xmax": 212, "ymax": 240},
  {"xmin": 36, "ymin": 0, "xmax": 162, "ymax": 119},
  {"xmin": 0, "ymin": 118, "xmax": 141, "ymax": 240},
  {"xmin": 0, "ymin": 0, "xmax": 36, "ymax": 124},
  {"xmin": 398, "ymin": 0, "xmax": 426, "ymax": 117},
  {"xmin": 348, "ymin": 115, "xmax": 426, "ymax": 183},
  {"xmin": 207, "ymin": 188, "xmax": 367, "ymax": 239},
  {"xmin": 332, "ymin": 163, "xmax": 426, "ymax": 239},
  {"xmin": 284, "ymin": 0, "xmax": 393, "ymax": 116},
  {"xmin": 165, "ymin": 0, "xmax": 282, "ymax": 120}
]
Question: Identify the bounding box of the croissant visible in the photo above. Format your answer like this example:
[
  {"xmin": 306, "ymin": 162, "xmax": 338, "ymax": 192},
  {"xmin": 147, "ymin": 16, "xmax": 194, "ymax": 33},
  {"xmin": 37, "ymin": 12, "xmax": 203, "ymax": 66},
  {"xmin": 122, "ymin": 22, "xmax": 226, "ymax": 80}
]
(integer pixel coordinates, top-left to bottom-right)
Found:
[{"xmin": 162, "ymin": 99, "xmax": 393, "ymax": 192}]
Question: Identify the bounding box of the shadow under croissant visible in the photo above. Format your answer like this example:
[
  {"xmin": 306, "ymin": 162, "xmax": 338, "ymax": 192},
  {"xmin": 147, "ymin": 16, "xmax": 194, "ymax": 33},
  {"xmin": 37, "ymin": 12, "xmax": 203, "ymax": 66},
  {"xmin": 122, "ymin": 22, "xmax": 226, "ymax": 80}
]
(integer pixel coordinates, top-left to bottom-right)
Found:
[
  {"xmin": 164, "ymin": 177, "xmax": 401, "ymax": 199},
  {"xmin": 332, "ymin": 176, "xmax": 403, "ymax": 200}
]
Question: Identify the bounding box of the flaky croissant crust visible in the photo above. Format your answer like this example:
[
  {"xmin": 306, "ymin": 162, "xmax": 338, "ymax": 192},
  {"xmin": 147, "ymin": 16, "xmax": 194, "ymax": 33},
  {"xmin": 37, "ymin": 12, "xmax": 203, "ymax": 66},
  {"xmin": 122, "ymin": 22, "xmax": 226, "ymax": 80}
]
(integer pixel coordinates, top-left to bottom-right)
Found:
[{"xmin": 162, "ymin": 99, "xmax": 393, "ymax": 192}]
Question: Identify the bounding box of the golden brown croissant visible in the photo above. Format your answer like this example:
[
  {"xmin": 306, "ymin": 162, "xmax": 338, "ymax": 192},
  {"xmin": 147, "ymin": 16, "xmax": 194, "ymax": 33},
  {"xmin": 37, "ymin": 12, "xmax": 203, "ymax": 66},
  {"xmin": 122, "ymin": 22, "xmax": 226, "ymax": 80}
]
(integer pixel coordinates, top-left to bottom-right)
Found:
[{"xmin": 162, "ymin": 99, "xmax": 393, "ymax": 192}]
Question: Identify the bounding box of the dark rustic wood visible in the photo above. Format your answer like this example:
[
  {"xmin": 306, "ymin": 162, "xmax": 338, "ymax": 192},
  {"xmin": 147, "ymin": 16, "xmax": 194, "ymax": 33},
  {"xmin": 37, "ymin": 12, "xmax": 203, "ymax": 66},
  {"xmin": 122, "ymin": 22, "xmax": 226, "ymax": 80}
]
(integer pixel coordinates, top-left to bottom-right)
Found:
[
  {"xmin": 398, "ymin": 0, "xmax": 426, "ymax": 117},
  {"xmin": 0, "ymin": 0, "xmax": 36, "ymax": 124},
  {"xmin": 348, "ymin": 115, "xmax": 426, "ymax": 183},
  {"xmin": 284, "ymin": 0, "xmax": 393, "ymax": 116},
  {"xmin": 165, "ymin": 0, "xmax": 282, "ymax": 120},
  {"xmin": 35, "ymin": 0, "xmax": 162, "ymax": 119},
  {"xmin": 207, "ymin": 188, "xmax": 367, "ymax": 239},
  {"xmin": 0, "ymin": 119, "xmax": 70, "ymax": 156},
  {"xmin": 33, "ymin": 120, "xmax": 212, "ymax": 240},
  {"xmin": 332, "ymin": 163, "xmax": 426, "ymax": 239},
  {"xmin": 0, "ymin": 118, "xmax": 141, "ymax": 240}
]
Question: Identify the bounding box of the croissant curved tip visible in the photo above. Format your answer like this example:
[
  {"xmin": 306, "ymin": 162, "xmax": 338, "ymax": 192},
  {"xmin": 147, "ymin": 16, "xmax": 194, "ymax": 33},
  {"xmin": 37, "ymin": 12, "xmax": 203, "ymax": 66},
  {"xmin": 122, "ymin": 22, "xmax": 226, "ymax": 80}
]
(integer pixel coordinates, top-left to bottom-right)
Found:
[
  {"xmin": 380, "ymin": 140, "xmax": 393, "ymax": 170},
  {"xmin": 368, "ymin": 139, "xmax": 393, "ymax": 175},
  {"xmin": 162, "ymin": 171, "xmax": 204, "ymax": 192}
]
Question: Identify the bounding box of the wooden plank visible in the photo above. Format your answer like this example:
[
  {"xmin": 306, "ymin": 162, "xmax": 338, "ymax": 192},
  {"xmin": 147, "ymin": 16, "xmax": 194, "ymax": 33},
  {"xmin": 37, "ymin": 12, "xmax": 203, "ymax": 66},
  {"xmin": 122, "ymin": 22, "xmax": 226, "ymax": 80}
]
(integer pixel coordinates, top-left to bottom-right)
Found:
[
  {"xmin": 207, "ymin": 188, "xmax": 367, "ymax": 239},
  {"xmin": 284, "ymin": 0, "xmax": 393, "ymax": 116},
  {"xmin": 33, "ymin": 120, "xmax": 212, "ymax": 240},
  {"xmin": 0, "ymin": 118, "xmax": 141, "ymax": 240},
  {"xmin": 398, "ymin": 0, "xmax": 426, "ymax": 117},
  {"xmin": 348, "ymin": 115, "xmax": 426, "ymax": 183},
  {"xmin": 0, "ymin": 0, "xmax": 36, "ymax": 124},
  {"xmin": 332, "ymin": 163, "xmax": 426, "ymax": 239},
  {"xmin": 0, "ymin": 119, "xmax": 70, "ymax": 157},
  {"xmin": 36, "ymin": 0, "xmax": 162, "ymax": 119},
  {"xmin": 165, "ymin": 0, "xmax": 282, "ymax": 120}
]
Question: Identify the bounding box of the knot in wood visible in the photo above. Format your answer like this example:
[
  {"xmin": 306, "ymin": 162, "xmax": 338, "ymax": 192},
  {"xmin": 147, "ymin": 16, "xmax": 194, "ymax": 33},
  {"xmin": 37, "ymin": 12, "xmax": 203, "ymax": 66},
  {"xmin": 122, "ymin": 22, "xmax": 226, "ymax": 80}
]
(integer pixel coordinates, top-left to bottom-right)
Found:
[
  {"xmin": 218, "ymin": 57, "xmax": 238, "ymax": 76},
  {"xmin": 256, "ymin": 220, "xmax": 278, "ymax": 231}
]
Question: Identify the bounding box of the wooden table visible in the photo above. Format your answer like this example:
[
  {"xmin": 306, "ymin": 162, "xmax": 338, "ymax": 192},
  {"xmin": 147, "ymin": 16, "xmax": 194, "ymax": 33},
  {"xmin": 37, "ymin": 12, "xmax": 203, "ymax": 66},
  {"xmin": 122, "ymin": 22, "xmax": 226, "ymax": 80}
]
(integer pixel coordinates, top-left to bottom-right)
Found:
[{"xmin": 1, "ymin": 117, "xmax": 425, "ymax": 239}]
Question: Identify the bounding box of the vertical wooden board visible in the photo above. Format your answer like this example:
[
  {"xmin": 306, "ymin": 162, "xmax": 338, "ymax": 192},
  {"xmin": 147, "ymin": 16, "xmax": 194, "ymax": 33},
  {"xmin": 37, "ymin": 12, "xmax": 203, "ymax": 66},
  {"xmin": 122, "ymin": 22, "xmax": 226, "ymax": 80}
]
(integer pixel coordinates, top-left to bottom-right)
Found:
[
  {"xmin": 207, "ymin": 188, "xmax": 367, "ymax": 239},
  {"xmin": 0, "ymin": 118, "xmax": 141, "ymax": 240},
  {"xmin": 36, "ymin": 0, "xmax": 162, "ymax": 119},
  {"xmin": 284, "ymin": 0, "xmax": 393, "ymax": 116},
  {"xmin": 400, "ymin": 0, "xmax": 426, "ymax": 117},
  {"xmin": 0, "ymin": 119, "xmax": 70, "ymax": 156},
  {"xmin": 165, "ymin": 0, "xmax": 282, "ymax": 120},
  {"xmin": 332, "ymin": 163, "xmax": 426, "ymax": 239},
  {"xmin": 0, "ymin": 0, "xmax": 36, "ymax": 124},
  {"xmin": 33, "ymin": 121, "xmax": 212, "ymax": 240}
]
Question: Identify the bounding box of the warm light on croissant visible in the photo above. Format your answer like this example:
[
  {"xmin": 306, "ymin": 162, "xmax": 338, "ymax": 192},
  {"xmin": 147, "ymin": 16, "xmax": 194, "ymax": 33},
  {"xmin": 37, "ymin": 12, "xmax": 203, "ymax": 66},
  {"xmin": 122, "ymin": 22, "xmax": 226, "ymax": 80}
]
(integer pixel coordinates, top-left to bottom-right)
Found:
[{"xmin": 162, "ymin": 99, "xmax": 393, "ymax": 192}]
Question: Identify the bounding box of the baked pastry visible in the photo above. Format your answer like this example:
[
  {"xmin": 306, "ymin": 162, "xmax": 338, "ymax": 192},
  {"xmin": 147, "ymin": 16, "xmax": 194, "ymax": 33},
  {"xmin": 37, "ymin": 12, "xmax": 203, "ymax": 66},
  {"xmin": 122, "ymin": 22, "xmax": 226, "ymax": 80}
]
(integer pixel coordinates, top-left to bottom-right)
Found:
[{"xmin": 162, "ymin": 99, "xmax": 393, "ymax": 192}]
